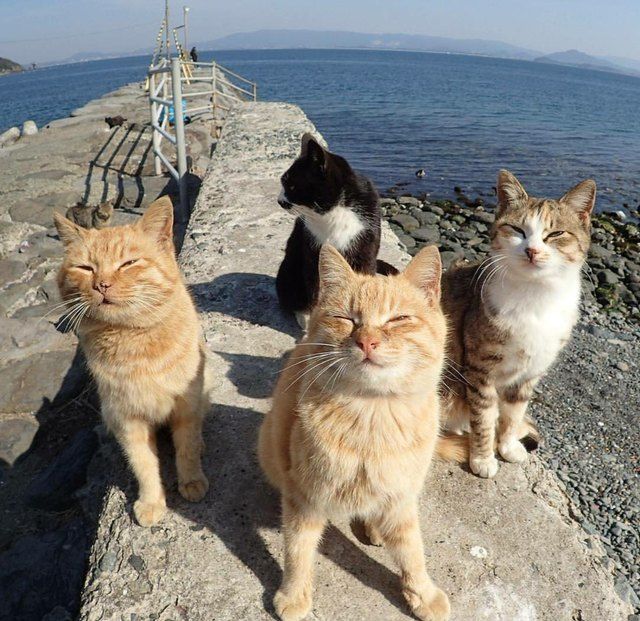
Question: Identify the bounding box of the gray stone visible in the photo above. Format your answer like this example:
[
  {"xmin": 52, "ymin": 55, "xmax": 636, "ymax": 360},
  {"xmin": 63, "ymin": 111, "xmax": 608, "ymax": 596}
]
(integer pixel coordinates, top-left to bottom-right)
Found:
[
  {"xmin": 0, "ymin": 126, "xmax": 20, "ymax": 147},
  {"xmin": 22, "ymin": 120, "xmax": 38, "ymax": 137},
  {"xmin": 396, "ymin": 233, "xmax": 416, "ymax": 250},
  {"xmin": 0, "ymin": 349, "xmax": 86, "ymax": 413},
  {"xmin": 615, "ymin": 577, "xmax": 640, "ymax": 607},
  {"xmin": 390, "ymin": 213, "xmax": 419, "ymax": 232},
  {"xmin": 397, "ymin": 195, "xmax": 420, "ymax": 207},
  {"xmin": 0, "ymin": 414, "xmax": 39, "ymax": 465},
  {"xmin": 414, "ymin": 211, "xmax": 440, "ymax": 226},
  {"xmin": 412, "ymin": 226, "xmax": 440, "ymax": 244},
  {"xmin": 470, "ymin": 211, "xmax": 495, "ymax": 225},
  {"xmin": 599, "ymin": 269, "xmax": 620, "ymax": 285}
]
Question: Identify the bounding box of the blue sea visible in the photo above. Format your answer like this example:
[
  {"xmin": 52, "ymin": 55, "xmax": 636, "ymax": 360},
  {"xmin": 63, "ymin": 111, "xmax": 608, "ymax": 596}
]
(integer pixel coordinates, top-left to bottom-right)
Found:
[{"xmin": 1, "ymin": 49, "xmax": 639, "ymax": 212}]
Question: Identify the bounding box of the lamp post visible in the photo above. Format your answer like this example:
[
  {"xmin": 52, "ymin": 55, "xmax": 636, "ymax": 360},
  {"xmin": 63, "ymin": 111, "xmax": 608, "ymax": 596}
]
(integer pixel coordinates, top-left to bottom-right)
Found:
[{"xmin": 183, "ymin": 6, "xmax": 190, "ymax": 54}]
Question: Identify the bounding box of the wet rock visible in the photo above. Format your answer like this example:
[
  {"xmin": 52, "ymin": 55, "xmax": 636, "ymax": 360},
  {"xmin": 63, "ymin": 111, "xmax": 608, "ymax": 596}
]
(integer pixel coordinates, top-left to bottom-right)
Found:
[
  {"xmin": 397, "ymin": 195, "xmax": 420, "ymax": 207},
  {"xmin": 413, "ymin": 211, "xmax": 440, "ymax": 226},
  {"xmin": 599, "ymin": 270, "xmax": 619, "ymax": 286}
]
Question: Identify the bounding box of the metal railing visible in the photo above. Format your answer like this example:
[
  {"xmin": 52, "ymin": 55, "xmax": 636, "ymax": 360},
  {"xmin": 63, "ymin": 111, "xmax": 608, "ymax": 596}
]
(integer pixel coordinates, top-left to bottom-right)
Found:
[{"xmin": 147, "ymin": 57, "xmax": 257, "ymax": 221}]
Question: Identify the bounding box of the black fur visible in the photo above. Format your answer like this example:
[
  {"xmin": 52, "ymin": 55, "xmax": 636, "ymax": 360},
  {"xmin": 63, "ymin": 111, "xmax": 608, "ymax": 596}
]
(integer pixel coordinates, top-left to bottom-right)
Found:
[{"xmin": 276, "ymin": 135, "xmax": 395, "ymax": 315}]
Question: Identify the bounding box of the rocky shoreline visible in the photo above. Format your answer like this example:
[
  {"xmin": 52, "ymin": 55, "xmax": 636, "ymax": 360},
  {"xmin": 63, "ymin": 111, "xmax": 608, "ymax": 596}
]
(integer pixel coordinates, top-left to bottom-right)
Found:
[{"xmin": 380, "ymin": 191, "xmax": 640, "ymax": 321}]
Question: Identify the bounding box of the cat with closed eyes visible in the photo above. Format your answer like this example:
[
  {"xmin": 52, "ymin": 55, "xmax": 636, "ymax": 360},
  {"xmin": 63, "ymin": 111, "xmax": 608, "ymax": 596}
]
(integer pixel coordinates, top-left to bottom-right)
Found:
[
  {"xmin": 440, "ymin": 170, "xmax": 596, "ymax": 478},
  {"xmin": 276, "ymin": 133, "xmax": 395, "ymax": 330},
  {"xmin": 260, "ymin": 244, "xmax": 450, "ymax": 621}
]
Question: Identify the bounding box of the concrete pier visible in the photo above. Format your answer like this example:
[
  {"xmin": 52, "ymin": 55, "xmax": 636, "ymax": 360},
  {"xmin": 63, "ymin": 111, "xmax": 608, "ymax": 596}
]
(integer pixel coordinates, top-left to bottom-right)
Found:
[{"xmin": 76, "ymin": 103, "xmax": 630, "ymax": 621}]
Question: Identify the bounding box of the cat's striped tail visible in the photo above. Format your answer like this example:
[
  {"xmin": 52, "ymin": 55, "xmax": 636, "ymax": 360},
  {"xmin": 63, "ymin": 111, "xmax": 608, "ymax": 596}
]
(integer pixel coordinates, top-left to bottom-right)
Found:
[{"xmin": 435, "ymin": 417, "xmax": 540, "ymax": 463}]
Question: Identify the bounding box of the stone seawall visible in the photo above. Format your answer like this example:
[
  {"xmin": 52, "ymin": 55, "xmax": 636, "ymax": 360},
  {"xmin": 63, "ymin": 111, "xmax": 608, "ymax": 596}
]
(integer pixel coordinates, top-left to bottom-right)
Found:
[{"xmin": 78, "ymin": 103, "xmax": 630, "ymax": 621}]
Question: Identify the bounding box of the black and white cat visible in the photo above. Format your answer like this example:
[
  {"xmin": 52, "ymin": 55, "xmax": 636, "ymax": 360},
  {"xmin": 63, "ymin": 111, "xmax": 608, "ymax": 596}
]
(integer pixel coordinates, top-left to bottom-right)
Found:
[{"xmin": 276, "ymin": 133, "xmax": 394, "ymax": 329}]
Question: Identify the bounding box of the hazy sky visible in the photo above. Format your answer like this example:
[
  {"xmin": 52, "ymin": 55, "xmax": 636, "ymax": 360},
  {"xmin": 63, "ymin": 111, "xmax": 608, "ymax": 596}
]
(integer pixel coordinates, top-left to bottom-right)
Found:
[{"xmin": 1, "ymin": 0, "xmax": 639, "ymax": 64}]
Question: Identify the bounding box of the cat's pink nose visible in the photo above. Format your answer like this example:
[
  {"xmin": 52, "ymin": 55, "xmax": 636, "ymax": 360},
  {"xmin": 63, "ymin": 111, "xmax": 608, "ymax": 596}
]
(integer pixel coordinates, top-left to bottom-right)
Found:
[
  {"xmin": 525, "ymin": 247, "xmax": 540, "ymax": 262},
  {"xmin": 356, "ymin": 336, "xmax": 380, "ymax": 357},
  {"xmin": 95, "ymin": 281, "xmax": 112, "ymax": 293}
]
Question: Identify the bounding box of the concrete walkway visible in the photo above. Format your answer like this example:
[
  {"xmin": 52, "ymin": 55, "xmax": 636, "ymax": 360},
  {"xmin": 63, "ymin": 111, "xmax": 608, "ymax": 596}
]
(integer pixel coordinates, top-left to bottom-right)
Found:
[{"xmin": 78, "ymin": 103, "xmax": 630, "ymax": 621}]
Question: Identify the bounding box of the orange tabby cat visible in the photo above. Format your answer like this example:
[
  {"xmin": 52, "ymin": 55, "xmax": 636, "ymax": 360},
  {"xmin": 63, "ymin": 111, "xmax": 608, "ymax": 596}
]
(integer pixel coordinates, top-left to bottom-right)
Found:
[
  {"xmin": 258, "ymin": 244, "xmax": 450, "ymax": 621},
  {"xmin": 54, "ymin": 197, "xmax": 209, "ymax": 526}
]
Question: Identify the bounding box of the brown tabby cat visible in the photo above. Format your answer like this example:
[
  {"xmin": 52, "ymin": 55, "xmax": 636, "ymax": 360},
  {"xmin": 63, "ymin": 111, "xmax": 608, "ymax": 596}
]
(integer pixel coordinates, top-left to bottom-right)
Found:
[
  {"xmin": 258, "ymin": 244, "xmax": 450, "ymax": 621},
  {"xmin": 65, "ymin": 200, "xmax": 114, "ymax": 229},
  {"xmin": 441, "ymin": 170, "xmax": 595, "ymax": 478},
  {"xmin": 54, "ymin": 196, "xmax": 209, "ymax": 526}
]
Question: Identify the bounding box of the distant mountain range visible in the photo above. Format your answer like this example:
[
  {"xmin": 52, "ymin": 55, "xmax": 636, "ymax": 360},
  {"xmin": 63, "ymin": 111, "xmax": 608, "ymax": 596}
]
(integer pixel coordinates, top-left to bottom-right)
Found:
[
  {"xmin": 200, "ymin": 29, "xmax": 540, "ymax": 60},
  {"xmin": 534, "ymin": 49, "xmax": 640, "ymax": 77},
  {"xmin": 200, "ymin": 29, "xmax": 640, "ymax": 78},
  {"xmin": 31, "ymin": 29, "xmax": 640, "ymax": 79}
]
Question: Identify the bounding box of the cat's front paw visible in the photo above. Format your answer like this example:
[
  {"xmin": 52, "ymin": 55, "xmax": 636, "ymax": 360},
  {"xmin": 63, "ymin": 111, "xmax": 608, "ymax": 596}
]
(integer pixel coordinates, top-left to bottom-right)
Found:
[
  {"xmin": 274, "ymin": 589, "xmax": 312, "ymax": 621},
  {"xmin": 133, "ymin": 499, "xmax": 167, "ymax": 526},
  {"xmin": 498, "ymin": 438, "xmax": 528, "ymax": 463},
  {"xmin": 364, "ymin": 521, "xmax": 384, "ymax": 546},
  {"xmin": 404, "ymin": 586, "xmax": 450, "ymax": 621},
  {"xmin": 179, "ymin": 474, "xmax": 209, "ymax": 502},
  {"xmin": 469, "ymin": 455, "xmax": 499, "ymax": 478}
]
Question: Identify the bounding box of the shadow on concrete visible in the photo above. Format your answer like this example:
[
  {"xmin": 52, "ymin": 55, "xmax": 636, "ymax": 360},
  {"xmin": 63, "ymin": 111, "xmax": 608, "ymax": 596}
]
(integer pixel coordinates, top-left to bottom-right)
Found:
[
  {"xmin": 0, "ymin": 344, "xmax": 104, "ymax": 621},
  {"xmin": 214, "ymin": 351, "xmax": 284, "ymax": 399},
  {"xmin": 142, "ymin": 402, "xmax": 409, "ymax": 618},
  {"xmin": 190, "ymin": 273, "xmax": 300, "ymax": 339}
]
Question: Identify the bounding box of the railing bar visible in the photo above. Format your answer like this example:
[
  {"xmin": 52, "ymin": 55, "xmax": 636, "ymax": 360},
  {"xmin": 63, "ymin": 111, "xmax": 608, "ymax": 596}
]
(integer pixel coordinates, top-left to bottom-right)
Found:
[
  {"xmin": 215, "ymin": 77, "xmax": 254, "ymax": 97},
  {"xmin": 150, "ymin": 96, "xmax": 173, "ymax": 106},
  {"xmin": 152, "ymin": 77, "xmax": 166, "ymax": 98},
  {"xmin": 148, "ymin": 65, "xmax": 171, "ymax": 75},
  {"xmin": 155, "ymin": 149, "xmax": 179, "ymax": 180},
  {"xmin": 215, "ymin": 63, "xmax": 255, "ymax": 85},
  {"xmin": 151, "ymin": 122, "xmax": 177, "ymax": 144},
  {"xmin": 185, "ymin": 105, "xmax": 213, "ymax": 114}
]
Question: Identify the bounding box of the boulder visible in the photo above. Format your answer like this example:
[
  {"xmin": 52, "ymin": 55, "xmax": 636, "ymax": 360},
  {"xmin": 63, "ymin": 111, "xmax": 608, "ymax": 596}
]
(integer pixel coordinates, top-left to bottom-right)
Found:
[
  {"xmin": 0, "ymin": 126, "xmax": 20, "ymax": 147},
  {"xmin": 22, "ymin": 120, "xmax": 38, "ymax": 137}
]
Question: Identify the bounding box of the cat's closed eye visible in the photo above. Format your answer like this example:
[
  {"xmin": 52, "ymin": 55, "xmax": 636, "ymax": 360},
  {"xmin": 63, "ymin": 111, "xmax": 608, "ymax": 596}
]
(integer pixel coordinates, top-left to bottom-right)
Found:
[
  {"xmin": 544, "ymin": 230, "xmax": 565, "ymax": 240},
  {"xmin": 75, "ymin": 264, "xmax": 94, "ymax": 272},
  {"xmin": 387, "ymin": 315, "xmax": 411, "ymax": 324},
  {"xmin": 332, "ymin": 315, "xmax": 354, "ymax": 324},
  {"xmin": 119, "ymin": 259, "xmax": 138, "ymax": 269},
  {"xmin": 505, "ymin": 224, "xmax": 526, "ymax": 237}
]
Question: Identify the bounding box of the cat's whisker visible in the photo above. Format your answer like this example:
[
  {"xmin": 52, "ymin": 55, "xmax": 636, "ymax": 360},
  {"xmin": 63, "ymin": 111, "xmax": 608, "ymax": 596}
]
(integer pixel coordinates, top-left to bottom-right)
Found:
[
  {"xmin": 299, "ymin": 357, "xmax": 346, "ymax": 401},
  {"xmin": 275, "ymin": 351, "xmax": 343, "ymax": 375},
  {"xmin": 285, "ymin": 353, "xmax": 346, "ymax": 391}
]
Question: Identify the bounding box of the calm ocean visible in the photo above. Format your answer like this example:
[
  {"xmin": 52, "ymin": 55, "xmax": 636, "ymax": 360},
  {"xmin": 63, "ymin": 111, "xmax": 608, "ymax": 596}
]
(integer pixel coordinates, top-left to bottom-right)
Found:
[{"xmin": 1, "ymin": 49, "xmax": 639, "ymax": 212}]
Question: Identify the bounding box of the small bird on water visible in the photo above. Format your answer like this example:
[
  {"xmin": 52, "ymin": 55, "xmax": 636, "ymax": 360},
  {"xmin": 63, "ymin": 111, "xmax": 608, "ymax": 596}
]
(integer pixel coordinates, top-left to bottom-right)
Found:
[{"xmin": 415, "ymin": 168, "xmax": 426, "ymax": 178}]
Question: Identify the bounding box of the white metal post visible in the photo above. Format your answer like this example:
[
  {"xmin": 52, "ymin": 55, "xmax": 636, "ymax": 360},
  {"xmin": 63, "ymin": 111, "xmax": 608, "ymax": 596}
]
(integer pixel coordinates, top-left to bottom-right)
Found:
[
  {"xmin": 171, "ymin": 57, "xmax": 188, "ymax": 223},
  {"xmin": 149, "ymin": 72, "xmax": 162, "ymax": 176}
]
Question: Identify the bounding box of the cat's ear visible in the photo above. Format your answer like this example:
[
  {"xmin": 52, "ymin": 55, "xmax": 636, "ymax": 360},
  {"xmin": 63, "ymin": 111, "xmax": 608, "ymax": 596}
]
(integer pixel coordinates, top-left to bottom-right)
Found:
[
  {"xmin": 139, "ymin": 196, "xmax": 174, "ymax": 245},
  {"xmin": 301, "ymin": 133, "xmax": 326, "ymax": 169},
  {"xmin": 53, "ymin": 212, "xmax": 86, "ymax": 246},
  {"xmin": 318, "ymin": 244, "xmax": 353, "ymax": 299},
  {"xmin": 403, "ymin": 245, "xmax": 442, "ymax": 302},
  {"xmin": 497, "ymin": 169, "xmax": 528, "ymax": 215},
  {"xmin": 560, "ymin": 179, "xmax": 596, "ymax": 224}
]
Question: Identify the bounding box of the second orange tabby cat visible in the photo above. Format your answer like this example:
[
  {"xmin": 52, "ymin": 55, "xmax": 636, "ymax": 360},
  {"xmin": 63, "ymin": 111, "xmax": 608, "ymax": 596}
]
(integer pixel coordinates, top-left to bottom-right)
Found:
[
  {"xmin": 54, "ymin": 197, "xmax": 209, "ymax": 526},
  {"xmin": 259, "ymin": 244, "xmax": 450, "ymax": 621}
]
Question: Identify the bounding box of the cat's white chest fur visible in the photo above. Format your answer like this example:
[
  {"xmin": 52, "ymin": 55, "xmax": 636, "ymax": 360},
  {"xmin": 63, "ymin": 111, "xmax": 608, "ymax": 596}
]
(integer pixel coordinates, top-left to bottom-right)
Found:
[
  {"xmin": 301, "ymin": 205, "xmax": 365, "ymax": 251},
  {"xmin": 488, "ymin": 271, "xmax": 581, "ymax": 385}
]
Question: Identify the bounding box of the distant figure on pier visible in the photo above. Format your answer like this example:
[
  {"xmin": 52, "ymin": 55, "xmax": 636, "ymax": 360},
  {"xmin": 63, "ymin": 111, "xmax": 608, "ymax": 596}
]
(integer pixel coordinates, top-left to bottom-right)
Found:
[{"xmin": 190, "ymin": 47, "xmax": 198, "ymax": 63}]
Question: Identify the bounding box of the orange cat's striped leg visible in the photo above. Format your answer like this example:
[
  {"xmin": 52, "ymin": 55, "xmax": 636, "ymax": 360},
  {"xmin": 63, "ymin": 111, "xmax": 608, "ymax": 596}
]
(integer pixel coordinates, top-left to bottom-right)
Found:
[
  {"xmin": 170, "ymin": 400, "xmax": 209, "ymax": 503},
  {"xmin": 381, "ymin": 500, "xmax": 450, "ymax": 621},
  {"xmin": 116, "ymin": 418, "xmax": 167, "ymax": 527},
  {"xmin": 274, "ymin": 498, "xmax": 326, "ymax": 621}
]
